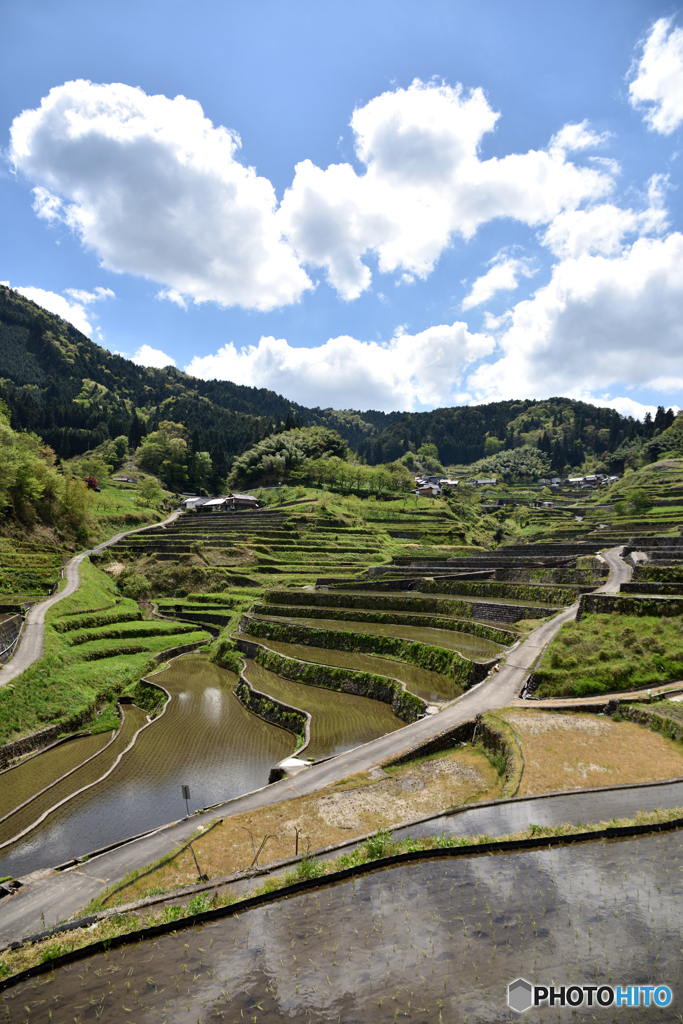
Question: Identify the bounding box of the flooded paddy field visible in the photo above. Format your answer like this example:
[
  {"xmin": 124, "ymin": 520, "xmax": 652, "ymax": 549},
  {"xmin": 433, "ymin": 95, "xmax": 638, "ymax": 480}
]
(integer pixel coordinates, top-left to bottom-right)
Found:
[
  {"xmin": 244, "ymin": 636, "xmax": 463, "ymax": 702},
  {"xmin": 0, "ymin": 733, "xmax": 111, "ymax": 821},
  {"xmin": 0, "ymin": 705, "xmax": 147, "ymax": 851},
  {"xmin": 4, "ymin": 830, "xmax": 682, "ymax": 1022},
  {"xmin": 254, "ymin": 613, "xmax": 503, "ymax": 659},
  {"xmin": 242, "ymin": 658, "xmax": 405, "ymax": 759},
  {"xmin": 0, "ymin": 657, "xmax": 293, "ymax": 880}
]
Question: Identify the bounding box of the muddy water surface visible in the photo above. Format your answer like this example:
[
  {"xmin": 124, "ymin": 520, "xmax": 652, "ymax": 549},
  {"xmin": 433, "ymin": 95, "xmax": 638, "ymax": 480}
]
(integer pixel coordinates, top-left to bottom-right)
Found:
[
  {"xmin": 243, "ymin": 658, "xmax": 404, "ymax": 759},
  {"xmin": 246, "ymin": 636, "xmax": 463, "ymax": 702},
  {"xmin": 256, "ymin": 614, "xmax": 503, "ymax": 659},
  {"xmin": 0, "ymin": 656, "xmax": 293, "ymax": 880},
  {"xmin": 3, "ymin": 831, "xmax": 682, "ymax": 1022},
  {"xmin": 0, "ymin": 732, "xmax": 111, "ymax": 820}
]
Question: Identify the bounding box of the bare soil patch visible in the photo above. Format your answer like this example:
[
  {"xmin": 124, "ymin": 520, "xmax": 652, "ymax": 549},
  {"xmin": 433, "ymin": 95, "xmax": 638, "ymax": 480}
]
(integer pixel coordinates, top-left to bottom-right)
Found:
[{"xmin": 501, "ymin": 710, "xmax": 683, "ymax": 795}]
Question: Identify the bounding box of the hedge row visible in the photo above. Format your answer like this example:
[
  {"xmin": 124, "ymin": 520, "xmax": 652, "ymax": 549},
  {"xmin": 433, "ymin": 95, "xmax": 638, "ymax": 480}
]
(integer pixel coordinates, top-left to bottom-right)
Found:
[
  {"xmin": 242, "ymin": 616, "xmax": 494, "ymax": 689},
  {"xmin": 253, "ymin": 602, "xmax": 514, "ymax": 645},
  {"xmin": 252, "ymin": 647, "xmax": 425, "ymax": 723},
  {"xmin": 235, "ymin": 679, "xmax": 306, "ymax": 738}
]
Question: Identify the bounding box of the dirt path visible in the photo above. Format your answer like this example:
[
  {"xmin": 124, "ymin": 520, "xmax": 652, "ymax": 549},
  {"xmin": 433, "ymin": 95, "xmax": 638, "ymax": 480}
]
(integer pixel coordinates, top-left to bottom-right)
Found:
[{"xmin": 0, "ymin": 512, "xmax": 179, "ymax": 687}]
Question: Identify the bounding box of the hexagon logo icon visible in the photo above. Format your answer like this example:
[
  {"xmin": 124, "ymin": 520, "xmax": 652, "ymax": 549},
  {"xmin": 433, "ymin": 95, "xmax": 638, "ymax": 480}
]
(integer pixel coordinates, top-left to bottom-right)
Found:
[{"xmin": 508, "ymin": 978, "xmax": 533, "ymax": 1013}]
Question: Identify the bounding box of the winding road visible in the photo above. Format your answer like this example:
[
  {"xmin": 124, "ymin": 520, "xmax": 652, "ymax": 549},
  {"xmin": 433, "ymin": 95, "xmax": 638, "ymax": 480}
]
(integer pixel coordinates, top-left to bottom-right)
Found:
[
  {"xmin": 0, "ymin": 545, "xmax": 631, "ymax": 943},
  {"xmin": 0, "ymin": 512, "xmax": 179, "ymax": 687}
]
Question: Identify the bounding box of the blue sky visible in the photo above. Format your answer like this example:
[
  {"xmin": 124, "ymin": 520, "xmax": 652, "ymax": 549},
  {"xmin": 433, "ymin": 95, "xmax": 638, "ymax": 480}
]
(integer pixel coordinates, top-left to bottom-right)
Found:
[{"xmin": 2, "ymin": 0, "xmax": 683, "ymax": 417}]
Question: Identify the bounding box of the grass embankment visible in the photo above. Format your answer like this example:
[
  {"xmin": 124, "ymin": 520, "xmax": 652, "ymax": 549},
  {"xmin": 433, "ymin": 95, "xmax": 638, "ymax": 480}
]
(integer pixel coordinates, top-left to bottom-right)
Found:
[
  {"xmin": 532, "ymin": 612, "xmax": 683, "ymax": 698},
  {"xmin": 3, "ymin": 804, "xmax": 682, "ymax": 982},
  {"xmin": 499, "ymin": 709, "xmax": 683, "ymax": 794},
  {"xmin": 0, "ymin": 560, "xmax": 209, "ymax": 745}
]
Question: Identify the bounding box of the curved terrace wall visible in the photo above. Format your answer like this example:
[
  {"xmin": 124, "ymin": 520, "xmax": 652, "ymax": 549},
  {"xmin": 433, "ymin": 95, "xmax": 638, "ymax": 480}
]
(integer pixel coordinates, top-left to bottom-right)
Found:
[
  {"xmin": 236, "ymin": 634, "xmax": 426, "ymax": 723},
  {"xmin": 239, "ymin": 616, "xmax": 497, "ymax": 692}
]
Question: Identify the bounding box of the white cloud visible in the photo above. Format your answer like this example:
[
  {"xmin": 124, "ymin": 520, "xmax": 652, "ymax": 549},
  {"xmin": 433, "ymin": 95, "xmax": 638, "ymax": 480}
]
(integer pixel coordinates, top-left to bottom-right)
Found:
[
  {"xmin": 185, "ymin": 322, "xmax": 493, "ymax": 412},
  {"xmin": 629, "ymin": 17, "xmax": 683, "ymax": 134},
  {"xmin": 549, "ymin": 120, "xmax": 610, "ymax": 154},
  {"xmin": 462, "ymin": 255, "xmax": 535, "ymax": 310},
  {"xmin": 10, "ymin": 79, "xmax": 312, "ymax": 311},
  {"xmin": 580, "ymin": 395, "xmax": 659, "ymax": 421},
  {"xmin": 156, "ymin": 288, "xmax": 188, "ymax": 309},
  {"xmin": 541, "ymin": 186, "xmax": 668, "ymax": 259},
  {"xmin": 279, "ymin": 80, "xmax": 613, "ymax": 299},
  {"xmin": 14, "ymin": 285, "xmax": 94, "ymax": 335},
  {"xmin": 132, "ymin": 344, "xmax": 176, "ymax": 368},
  {"xmin": 467, "ymin": 232, "xmax": 683, "ymax": 404},
  {"xmin": 64, "ymin": 286, "xmax": 115, "ymax": 304}
]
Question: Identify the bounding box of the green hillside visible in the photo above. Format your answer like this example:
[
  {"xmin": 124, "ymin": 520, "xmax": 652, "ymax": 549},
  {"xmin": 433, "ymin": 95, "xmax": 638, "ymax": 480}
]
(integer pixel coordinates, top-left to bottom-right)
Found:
[
  {"xmin": 0, "ymin": 286, "xmax": 403, "ymax": 463},
  {"xmin": 0, "ymin": 285, "xmax": 671, "ymax": 480}
]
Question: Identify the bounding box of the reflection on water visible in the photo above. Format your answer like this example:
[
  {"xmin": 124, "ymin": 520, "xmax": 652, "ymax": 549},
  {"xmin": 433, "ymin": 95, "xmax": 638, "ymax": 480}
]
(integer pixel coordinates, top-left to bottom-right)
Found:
[
  {"xmin": 0, "ymin": 656, "xmax": 293, "ymax": 879},
  {"xmin": 3, "ymin": 831, "xmax": 682, "ymax": 1021}
]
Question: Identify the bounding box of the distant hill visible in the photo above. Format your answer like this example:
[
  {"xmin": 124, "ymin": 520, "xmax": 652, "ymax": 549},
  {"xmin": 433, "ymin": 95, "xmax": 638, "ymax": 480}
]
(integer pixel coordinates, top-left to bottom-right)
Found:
[
  {"xmin": 357, "ymin": 398, "xmax": 673, "ymax": 473},
  {"xmin": 0, "ymin": 285, "xmax": 671, "ymax": 472},
  {"xmin": 0, "ymin": 286, "xmax": 403, "ymax": 462}
]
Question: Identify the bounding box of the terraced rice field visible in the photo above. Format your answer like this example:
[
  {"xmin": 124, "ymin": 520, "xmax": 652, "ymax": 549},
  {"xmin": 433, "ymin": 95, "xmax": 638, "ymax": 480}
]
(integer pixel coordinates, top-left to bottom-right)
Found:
[
  {"xmin": 254, "ymin": 612, "xmax": 503, "ymax": 658},
  {"xmin": 244, "ymin": 637, "xmax": 462, "ymax": 702},
  {"xmin": 7, "ymin": 830, "xmax": 681, "ymax": 1021},
  {"xmin": 0, "ymin": 656, "xmax": 294, "ymax": 879},
  {"xmin": 0, "ymin": 733, "xmax": 111, "ymax": 821},
  {"xmin": 0, "ymin": 704, "xmax": 147, "ymax": 858},
  {"xmin": 0, "ymin": 540, "xmax": 61, "ymax": 596},
  {"xmin": 242, "ymin": 658, "xmax": 405, "ymax": 759}
]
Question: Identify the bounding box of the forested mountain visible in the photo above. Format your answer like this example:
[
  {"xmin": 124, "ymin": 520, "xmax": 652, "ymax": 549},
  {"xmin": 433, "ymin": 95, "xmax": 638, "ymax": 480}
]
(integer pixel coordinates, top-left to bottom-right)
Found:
[
  {"xmin": 357, "ymin": 398, "xmax": 675, "ymax": 472},
  {"xmin": 0, "ymin": 285, "xmax": 673, "ymax": 475},
  {"xmin": 0, "ymin": 287, "xmax": 402, "ymax": 463}
]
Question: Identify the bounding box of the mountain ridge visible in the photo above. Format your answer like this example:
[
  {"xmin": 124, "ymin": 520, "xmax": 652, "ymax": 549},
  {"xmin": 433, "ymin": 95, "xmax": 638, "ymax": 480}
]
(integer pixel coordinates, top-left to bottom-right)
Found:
[{"xmin": 0, "ymin": 284, "xmax": 669, "ymax": 473}]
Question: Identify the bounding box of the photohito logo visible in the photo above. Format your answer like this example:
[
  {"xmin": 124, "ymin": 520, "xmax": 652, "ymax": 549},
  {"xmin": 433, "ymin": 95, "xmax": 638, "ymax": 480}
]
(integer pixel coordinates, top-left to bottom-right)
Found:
[{"xmin": 507, "ymin": 978, "xmax": 673, "ymax": 1012}]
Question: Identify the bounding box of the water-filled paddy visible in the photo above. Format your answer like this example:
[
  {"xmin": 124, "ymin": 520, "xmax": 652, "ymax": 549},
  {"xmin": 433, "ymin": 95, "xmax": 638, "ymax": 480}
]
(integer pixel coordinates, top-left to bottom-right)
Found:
[
  {"xmin": 0, "ymin": 705, "xmax": 147, "ymax": 850},
  {"xmin": 5, "ymin": 830, "xmax": 682, "ymax": 1021},
  {"xmin": 255, "ymin": 613, "xmax": 503, "ymax": 659},
  {"xmin": 0, "ymin": 656, "xmax": 293, "ymax": 880},
  {"xmin": 245, "ymin": 636, "xmax": 463, "ymax": 702},
  {"xmin": 242, "ymin": 658, "xmax": 405, "ymax": 759},
  {"xmin": 0, "ymin": 732, "xmax": 110, "ymax": 821}
]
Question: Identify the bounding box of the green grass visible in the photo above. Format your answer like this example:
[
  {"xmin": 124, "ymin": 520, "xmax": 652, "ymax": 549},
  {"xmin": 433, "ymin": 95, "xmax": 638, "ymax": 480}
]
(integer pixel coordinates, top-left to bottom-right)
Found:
[
  {"xmin": 534, "ymin": 612, "xmax": 683, "ymax": 698},
  {"xmin": 0, "ymin": 559, "xmax": 210, "ymax": 744}
]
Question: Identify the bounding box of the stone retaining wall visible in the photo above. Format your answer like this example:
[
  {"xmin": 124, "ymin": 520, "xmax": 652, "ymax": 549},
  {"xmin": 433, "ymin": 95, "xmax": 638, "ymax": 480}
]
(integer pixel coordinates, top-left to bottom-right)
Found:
[{"xmin": 577, "ymin": 593, "xmax": 683, "ymax": 619}]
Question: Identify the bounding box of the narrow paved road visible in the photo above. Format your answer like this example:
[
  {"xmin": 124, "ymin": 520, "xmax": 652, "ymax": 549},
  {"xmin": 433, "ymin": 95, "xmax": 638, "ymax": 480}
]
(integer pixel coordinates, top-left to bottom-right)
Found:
[
  {"xmin": 595, "ymin": 544, "xmax": 631, "ymax": 593},
  {"xmin": 0, "ymin": 546, "xmax": 627, "ymax": 943},
  {"xmin": 0, "ymin": 512, "xmax": 179, "ymax": 687}
]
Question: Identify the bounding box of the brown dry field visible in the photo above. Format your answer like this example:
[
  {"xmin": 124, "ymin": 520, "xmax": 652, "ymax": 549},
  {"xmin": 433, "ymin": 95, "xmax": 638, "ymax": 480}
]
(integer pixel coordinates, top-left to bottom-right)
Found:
[
  {"xmin": 500, "ymin": 709, "xmax": 683, "ymax": 795},
  {"xmin": 102, "ymin": 746, "xmax": 500, "ymax": 905}
]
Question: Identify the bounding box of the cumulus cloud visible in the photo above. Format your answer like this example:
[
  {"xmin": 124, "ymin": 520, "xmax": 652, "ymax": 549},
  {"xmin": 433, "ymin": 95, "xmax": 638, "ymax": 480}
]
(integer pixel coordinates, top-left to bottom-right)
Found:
[
  {"xmin": 279, "ymin": 81, "xmax": 613, "ymax": 299},
  {"xmin": 185, "ymin": 322, "xmax": 493, "ymax": 411},
  {"xmin": 629, "ymin": 17, "xmax": 683, "ymax": 134},
  {"xmin": 467, "ymin": 232, "xmax": 683, "ymax": 403},
  {"xmin": 10, "ymin": 80, "xmax": 311, "ymax": 311},
  {"xmin": 132, "ymin": 344, "xmax": 176, "ymax": 368},
  {"xmin": 14, "ymin": 285, "xmax": 95, "ymax": 335},
  {"xmin": 462, "ymin": 255, "xmax": 535, "ymax": 310}
]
